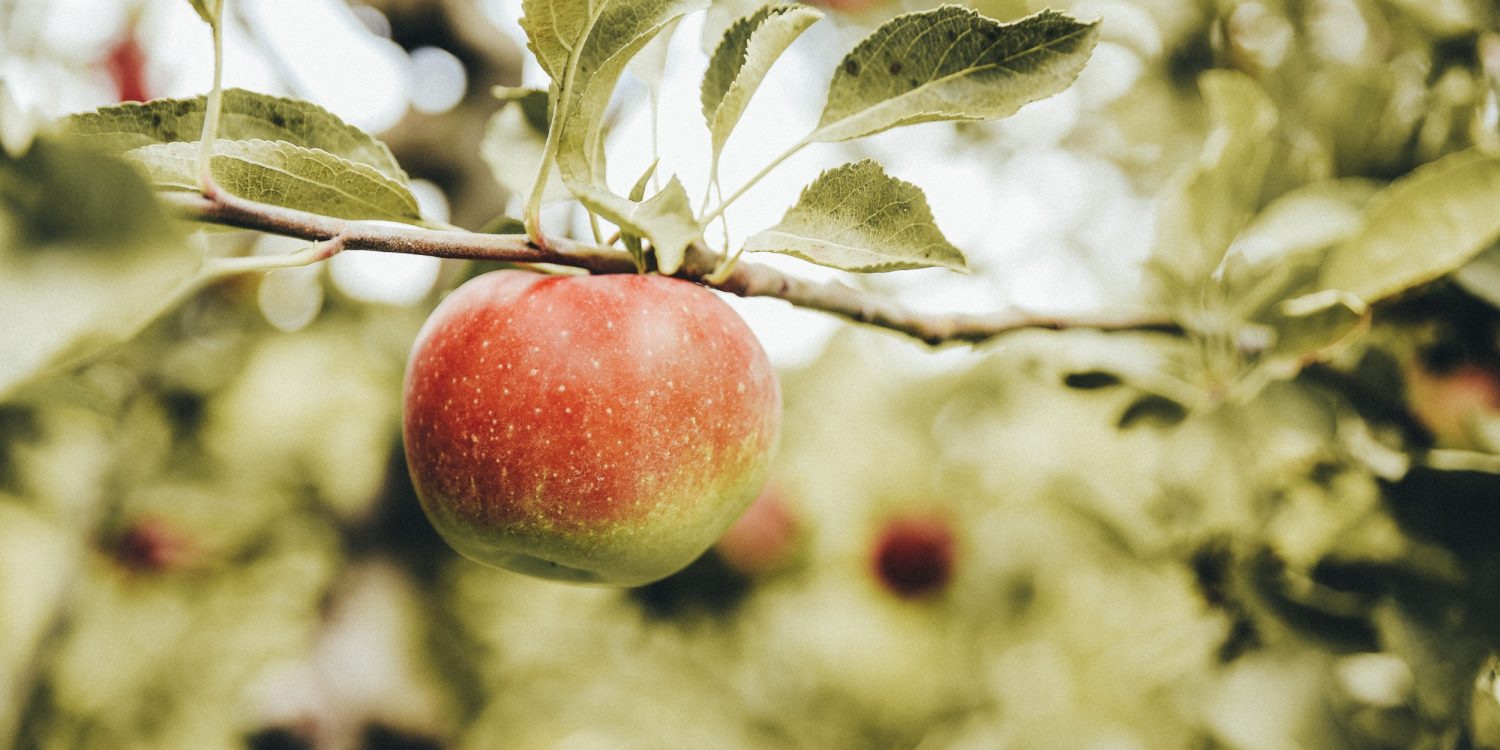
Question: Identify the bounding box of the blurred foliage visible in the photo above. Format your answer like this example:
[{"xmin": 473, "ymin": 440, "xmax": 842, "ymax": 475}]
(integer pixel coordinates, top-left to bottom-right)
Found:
[{"xmin": 6, "ymin": 0, "xmax": 1500, "ymax": 748}]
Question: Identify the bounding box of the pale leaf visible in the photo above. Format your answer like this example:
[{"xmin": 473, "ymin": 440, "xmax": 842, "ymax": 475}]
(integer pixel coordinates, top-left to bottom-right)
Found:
[
  {"xmin": 61, "ymin": 89, "xmax": 408, "ymax": 183},
  {"xmin": 742, "ymin": 159, "xmax": 965, "ymax": 272},
  {"xmin": 126, "ymin": 139, "xmax": 421, "ymax": 223},
  {"xmin": 810, "ymin": 7, "xmax": 1098, "ymax": 143},
  {"xmin": 702, "ymin": 4, "xmax": 821, "ymax": 159},
  {"xmin": 1321, "ymin": 148, "xmax": 1500, "ymax": 302}
]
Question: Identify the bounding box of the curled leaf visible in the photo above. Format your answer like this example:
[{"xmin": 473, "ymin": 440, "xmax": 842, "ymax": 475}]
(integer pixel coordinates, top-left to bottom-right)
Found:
[{"xmin": 702, "ymin": 4, "xmax": 822, "ymax": 159}]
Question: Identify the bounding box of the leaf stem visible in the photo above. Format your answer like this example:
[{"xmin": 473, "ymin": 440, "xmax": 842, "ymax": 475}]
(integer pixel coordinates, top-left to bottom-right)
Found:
[
  {"xmin": 196, "ymin": 0, "xmax": 226, "ymax": 192},
  {"xmin": 701, "ymin": 137, "xmax": 810, "ymax": 227},
  {"xmin": 202, "ymin": 233, "xmax": 348, "ymax": 278},
  {"xmin": 524, "ymin": 95, "xmax": 564, "ymax": 249}
]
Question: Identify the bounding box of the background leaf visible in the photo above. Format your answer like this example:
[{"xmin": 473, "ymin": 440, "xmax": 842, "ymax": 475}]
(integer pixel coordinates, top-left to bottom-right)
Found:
[
  {"xmin": 61, "ymin": 90, "xmax": 408, "ymax": 184},
  {"xmin": 741, "ymin": 159, "xmax": 965, "ymax": 272},
  {"xmin": 0, "ymin": 137, "xmax": 193, "ymax": 399},
  {"xmin": 810, "ymin": 7, "xmax": 1099, "ymax": 143},
  {"xmin": 1150, "ymin": 70, "xmax": 1278, "ymax": 290},
  {"xmin": 185, "ymin": 0, "xmax": 218, "ymax": 25},
  {"xmin": 701, "ymin": 4, "xmax": 821, "ymax": 160},
  {"xmin": 1321, "ymin": 148, "xmax": 1500, "ymax": 302},
  {"xmin": 481, "ymin": 90, "xmax": 568, "ymax": 205},
  {"xmin": 126, "ymin": 140, "xmax": 421, "ymax": 223}
]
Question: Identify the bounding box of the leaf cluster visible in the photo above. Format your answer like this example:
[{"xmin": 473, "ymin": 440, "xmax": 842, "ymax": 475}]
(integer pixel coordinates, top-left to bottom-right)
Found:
[{"xmin": 503, "ymin": 0, "xmax": 1099, "ymax": 275}]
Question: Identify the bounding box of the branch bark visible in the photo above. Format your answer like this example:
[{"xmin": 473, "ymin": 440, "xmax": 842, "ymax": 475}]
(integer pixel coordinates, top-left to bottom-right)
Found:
[{"xmin": 163, "ymin": 189, "xmax": 1183, "ymax": 345}]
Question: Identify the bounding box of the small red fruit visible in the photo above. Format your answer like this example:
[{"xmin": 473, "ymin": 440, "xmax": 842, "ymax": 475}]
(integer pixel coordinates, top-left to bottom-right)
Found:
[
  {"xmin": 104, "ymin": 30, "xmax": 150, "ymax": 103},
  {"xmin": 403, "ymin": 271, "xmax": 781, "ymax": 586},
  {"xmin": 1406, "ymin": 363, "xmax": 1500, "ymax": 448},
  {"xmin": 715, "ymin": 487, "xmax": 799, "ymax": 576},
  {"xmin": 112, "ymin": 516, "xmax": 195, "ymax": 573},
  {"xmin": 871, "ymin": 515, "xmax": 956, "ymax": 599}
]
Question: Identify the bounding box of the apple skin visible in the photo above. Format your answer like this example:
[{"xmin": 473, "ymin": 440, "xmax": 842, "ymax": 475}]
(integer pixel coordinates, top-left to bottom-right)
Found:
[{"xmin": 403, "ymin": 270, "xmax": 781, "ymax": 586}]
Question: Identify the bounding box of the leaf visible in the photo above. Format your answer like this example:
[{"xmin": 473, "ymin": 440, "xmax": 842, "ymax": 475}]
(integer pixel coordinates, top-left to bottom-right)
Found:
[
  {"xmin": 0, "ymin": 137, "xmax": 194, "ymax": 399},
  {"xmin": 529, "ymin": 0, "xmax": 706, "ymax": 268},
  {"xmin": 702, "ymin": 4, "xmax": 821, "ymax": 160},
  {"xmin": 482, "ymin": 90, "xmax": 568, "ymax": 204},
  {"xmin": 741, "ymin": 159, "xmax": 965, "ymax": 272},
  {"xmin": 126, "ymin": 140, "xmax": 421, "ymax": 223},
  {"xmin": 809, "ymin": 7, "xmax": 1099, "ymax": 143},
  {"xmin": 1321, "ymin": 148, "xmax": 1500, "ymax": 303},
  {"xmin": 478, "ymin": 215, "xmax": 527, "ymax": 235},
  {"xmin": 633, "ymin": 177, "xmax": 700, "ymax": 274},
  {"xmin": 622, "ymin": 159, "xmax": 661, "ymax": 262},
  {"xmin": 1454, "ymin": 244, "xmax": 1500, "ymax": 309},
  {"xmin": 628, "ymin": 17, "xmax": 681, "ymax": 92},
  {"xmin": 701, "ymin": 0, "xmax": 769, "ymax": 55},
  {"xmin": 1224, "ymin": 179, "xmax": 1380, "ymax": 271},
  {"xmin": 186, "ymin": 0, "xmax": 218, "ymax": 25},
  {"xmin": 60, "ymin": 89, "xmax": 408, "ymax": 183},
  {"xmin": 553, "ymin": 0, "xmax": 710, "ymax": 170},
  {"xmin": 1152, "ymin": 70, "xmax": 1278, "ymax": 288},
  {"xmin": 1261, "ymin": 290, "xmax": 1370, "ymax": 374}
]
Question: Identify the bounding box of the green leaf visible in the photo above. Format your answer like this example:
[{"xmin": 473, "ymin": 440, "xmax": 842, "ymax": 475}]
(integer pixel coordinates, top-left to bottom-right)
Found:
[
  {"xmin": 701, "ymin": 0, "xmax": 770, "ymax": 52},
  {"xmin": 628, "ymin": 17, "xmax": 681, "ymax": 93},
  {"xmin": 1224, "ymin": 179, "xmax": 1379, "ymax": 271},
  {"xmin": 186, "ymin": 0, "xmax": 219, "ymax": 25},
  {"xmin": 126, "ymin": 140, "xmax": 421, "ymax": 223},
  {"xmin": 622, "ymin": 159, "xmax": 660, "ymax": 264},
  {"xmin": 1454, "ymin": 244, "xmax": 1500, "ymax": 309},
  {"xmin": 60, "ymin": 89, "xmax": 408, "ymax": 184},
  {"xmin": 634, "ymin": 177, "xmax": 699, "ymax": 274},
  {"xmin": 1261, "ymin": 290, "xmax": 1370, "ymax": 375},
  {"xmin": 528, "ymin": 0, "xmax": 705, "ymax": 268},
  {"xmin": 1321, "ymin": 148, "xmax": 1500, "ymax": 302},
  {"xmin": 0, "ymin": 137, "xmax": 194, "ymax": 399},
  {"xmin": 809, "ymin": 7, "xmax": 1099, "ymax": 143},
  {"xmin": 702, "ymin": 4, "xmax": 821, "ymax": 160},
  {"xmin": 478, "ymin": 215, "xmax": 527, "ymax": 235},
  {"xmin": 552, "ymin": 0, "xmax": 710, "ymax": 174},
  {"xmin": 482, "ymin": 90, "xmax": 568, "ymax": 204},
  {"xmin": 1152, "ymin": 70, "xmax": 1278, "ymax": 288},
  {"xmin": 562, "ymin": 172, "xmax": 700, "ymax": 274},
  {"xmin": 741, "ymin": 159, "xmax": 965, "ymax": 272},
  {"xmin": 519, "ymin": 0, "xmax": 589, "ymax": 83}
]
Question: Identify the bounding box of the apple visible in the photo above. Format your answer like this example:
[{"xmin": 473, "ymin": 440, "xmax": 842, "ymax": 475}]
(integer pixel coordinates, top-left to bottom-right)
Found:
[
  {"xmin": 714, "ymin": 486, "xmax": 800, "ymax": 577},
  {"xmin": 870, "ymin": 514, "xmax": 956, "ymax": 599},
  {"xmin": 104, "ymin": 28, "xmax": 150, "ymax": 103},
  {"xmin": 111, "ymin": 516, "xmax": 196, "ymax": 573},
  {"xmin": 1405, "ymin": 362, "xmax": 1500, "ymax": 448},
  {"xmin": 403, "ymin": 270, "xmax": 781, "ymax": 586}
]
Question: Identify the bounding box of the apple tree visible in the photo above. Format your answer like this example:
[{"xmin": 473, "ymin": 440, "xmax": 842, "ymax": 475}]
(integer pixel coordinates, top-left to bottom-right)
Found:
[{"xmin": 4, "ymin": 0, "xmax": 1500, "ymax": 748}]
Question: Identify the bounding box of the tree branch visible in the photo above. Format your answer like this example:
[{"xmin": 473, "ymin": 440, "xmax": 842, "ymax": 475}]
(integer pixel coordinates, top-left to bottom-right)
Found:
[{"xmin": 160, "ymin": 190, "xmax": 1183, "ymax": 345}]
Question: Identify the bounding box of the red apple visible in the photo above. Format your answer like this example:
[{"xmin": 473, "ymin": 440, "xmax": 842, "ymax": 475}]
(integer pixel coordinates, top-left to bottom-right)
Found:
[
  {"xmin": 403, "ymin": 271, "xmax": 781, "ymax": 586},
  {"xmin": 104, "ymin": 29, "xmax": 150, "ymax": 103},
  {"xmin": 871, "ymin": 514, "xmax": 956, "ymax": 599},
  {"xmin": 1406, "ymin": 362, "xmax": 1500, "ymax": 448},
  {"xmin": 112, "ymin": 516, "xmax": 196, "ymax": 573},
  {"xmin": 714, "ymin": 486, "xmax": 799, "ymax": 576}
]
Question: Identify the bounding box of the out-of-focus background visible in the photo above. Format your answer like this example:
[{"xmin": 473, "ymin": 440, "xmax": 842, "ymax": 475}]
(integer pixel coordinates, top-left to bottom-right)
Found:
[{"xmin": 6, "ymin": 0, "xmax": 1500, "ymax": 748}]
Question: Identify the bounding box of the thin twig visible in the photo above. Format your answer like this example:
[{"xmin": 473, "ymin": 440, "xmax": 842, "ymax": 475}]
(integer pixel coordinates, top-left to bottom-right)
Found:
[{"xmin": 160, "ymin": 190, "xmax": 1183, "ymax": 346}]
